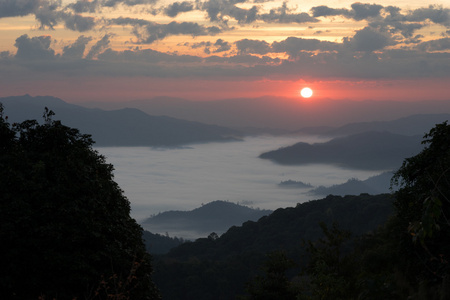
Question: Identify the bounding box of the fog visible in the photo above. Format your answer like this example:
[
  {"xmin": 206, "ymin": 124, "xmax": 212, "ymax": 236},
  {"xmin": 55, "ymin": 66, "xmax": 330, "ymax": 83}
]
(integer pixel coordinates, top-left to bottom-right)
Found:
[{"xmin": 97, "ymin": 136, "xmax": 384, "ymax": 224}]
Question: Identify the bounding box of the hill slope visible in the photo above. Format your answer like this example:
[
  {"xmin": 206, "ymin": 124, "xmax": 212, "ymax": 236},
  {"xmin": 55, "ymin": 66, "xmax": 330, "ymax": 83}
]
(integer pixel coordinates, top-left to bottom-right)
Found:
[
  {"xmin": 259, "ymin": 131, "xmax": 423, "ymax": 170},
  {"xmin": 309, "ymin": 172, "xmax": 394, "ymax": 196},
  {"xmin": 0, "ymin": 95, "xmax": 241, "ymax": 146},
  {"xmin": 142, "ymin": 200, "xmax": 272, "ymax": 239},
  {"xmin": 154, "ymin": 194, "xmax": 394, "ymax": 300}
]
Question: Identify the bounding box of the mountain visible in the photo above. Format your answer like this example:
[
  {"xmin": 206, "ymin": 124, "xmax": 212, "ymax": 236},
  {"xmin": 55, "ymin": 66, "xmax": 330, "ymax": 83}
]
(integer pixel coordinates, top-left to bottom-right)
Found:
[
  {"xmin": 142, "ymin": 200, "xmax": 272, "ymax": 239},
  {"xmin": 259, "ymin": 131, "xmax": 423, "ymax": 170},
  {"xmin": 309, "ymin": 172, "xmax": 394, "ymax": 196},
  {"xmin": 154, "ymin": 194, "xmax": 394, "ymax": 299},
  {"xmin": 303, "ymin": 113, "xmax": 450, "ymax": 137},
  {"xmin": 81, "ymin": 96, "xmax": 450, "ymax": 131},
  {"xmin": 0, "ymin": 95, "xmax": 241, "ymax": 146}
]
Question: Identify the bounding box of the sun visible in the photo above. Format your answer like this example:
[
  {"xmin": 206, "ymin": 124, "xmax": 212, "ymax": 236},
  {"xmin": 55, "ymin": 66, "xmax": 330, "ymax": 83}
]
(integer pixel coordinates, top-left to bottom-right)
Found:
[{"xmin": 300, "ymin": 87, "xmax": 313, "ymax": 98}]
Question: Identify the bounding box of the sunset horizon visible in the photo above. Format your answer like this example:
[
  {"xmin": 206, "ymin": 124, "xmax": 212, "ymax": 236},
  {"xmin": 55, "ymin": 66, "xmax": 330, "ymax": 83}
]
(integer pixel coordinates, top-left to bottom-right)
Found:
[{"xmin": 0, "ymin": 0, "xmax": 448, "ymax": 103}]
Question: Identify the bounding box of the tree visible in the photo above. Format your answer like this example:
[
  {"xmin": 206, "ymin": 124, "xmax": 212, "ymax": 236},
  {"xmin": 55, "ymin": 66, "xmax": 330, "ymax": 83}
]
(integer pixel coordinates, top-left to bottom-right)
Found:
[
  {"xmin": 0, "ymin": 104, "xmax": 160, "ymax": 299},
  {"xmin": 300, "ymin": 222, "xmax": 356, "ymax": 300},
  {"xmin": 391, "ymin": 121, "xmax": 450, "ymax": 290},
  {"xmin": 242, "ymin": 251, "xmax": 297, "ymax": 300}
]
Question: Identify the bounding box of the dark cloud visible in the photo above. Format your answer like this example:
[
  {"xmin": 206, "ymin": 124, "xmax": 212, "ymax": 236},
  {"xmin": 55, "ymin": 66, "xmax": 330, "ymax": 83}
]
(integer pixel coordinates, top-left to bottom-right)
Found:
[
  {"xmin": 416, "ymin": 37, "xmax": 450, "ymax": 52},
  {"xmin": 310, "ymin": 5, "xmax": 349, "ymax": 18},
  {"xmin": 201, "ymin": 0, "xmax": 258, "ymax": 24},
  {"xmin": 34, "ymin": 1, "xmax": 61, "ymax": 30},
  {"xmin": 189, "ymin": 41, "xmax": 212, "ymax": 49},
  {"xmin": 164, "ymin": 1, "xmax": 194, "ymax": 17},
  {"xmin": 104, "ymin": 0, "xmax": 158, "ymax": 7},
  {"xmin": 260, "ymin": 2, "xmax": 318, "ymax": 24},
  {"xmin": 62, "ymin": 36, "xmax": 93, "ymax": 59},
  {"xmin": 235, "ymin": 39, "xmax": 271, "ymax": 55},
  {"xmin": 69, "ymin": 0, "xmax": 101, "ymax": 13},
  {"xmin": 0, "ymin": 0, "xmax": 41, "ymax": 18},
  {"xmin": 64, "ymin": 14, "xmax": 96, "ymax": 32},
  {"xmin": 86, "ymin": 34, "xmax": 112, "ymax": 59},
  {"xmin": 111, "ymin": 17, "xmax": 221, "ymax": 43},
  {"xmin": 212, "ymin": 39, "xmax": 231, "ymax": 52},
  {"xmin": 98, "ymin": 47, "xmax": 202, "ymax": 63},
  {"xmin": 311, "ymin": 3, "xmax": 382, "ymax": 20},
  {"xmin": 407, "ymin": 5, "xmax": 450, "ymax": 26},
  {"xmin": 272, "ymin": 37, "xmax": 339, "ymax": 57},
  {"xmin": 344, "ymin": 26, "xmax": 394, "ymax": 52},
  {"xmin": 14, "ymin": 34, "xmax": 56, "ymax": 60},
  {"xmin": 350, "ymin": 2, "xmax": 383, "ymax": 21}
]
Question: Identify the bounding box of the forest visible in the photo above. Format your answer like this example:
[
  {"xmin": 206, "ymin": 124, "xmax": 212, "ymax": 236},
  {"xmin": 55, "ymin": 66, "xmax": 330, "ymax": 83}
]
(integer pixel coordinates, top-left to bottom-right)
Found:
[{"xmin": 1, "ymin": 103, "xmax": 449, "ymax": 299}]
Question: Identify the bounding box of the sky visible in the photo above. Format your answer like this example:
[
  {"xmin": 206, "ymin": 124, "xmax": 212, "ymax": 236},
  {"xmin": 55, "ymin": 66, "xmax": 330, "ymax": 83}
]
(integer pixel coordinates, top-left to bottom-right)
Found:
[{"xmin": 0, "ymin": 0, "xmax": 449, "ymax": 102}]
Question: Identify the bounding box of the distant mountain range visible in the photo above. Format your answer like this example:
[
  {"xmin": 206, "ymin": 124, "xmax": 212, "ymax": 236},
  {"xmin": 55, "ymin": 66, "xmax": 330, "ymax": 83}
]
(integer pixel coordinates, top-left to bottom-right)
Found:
[
  {"xmin": 81, "ymin": 96, "xmax": 450, "ymax": 131},
  {"xmin": 0, "ymin": 95, "xmax": 241, "ymax": 147},
  {"xmin": 142, "ymin": 200, "xmax": 272, "ymax": 239},
  {"xmin": 309, "ymin": 171, "xmax": 394, "ymax": 196},
  {"xmin": 259, "ymin": 131, "xmax": 424, "ymax": 170},
  {"xmin": 297, "ymin": 113, "xmax": 450, "ymax": 137}
]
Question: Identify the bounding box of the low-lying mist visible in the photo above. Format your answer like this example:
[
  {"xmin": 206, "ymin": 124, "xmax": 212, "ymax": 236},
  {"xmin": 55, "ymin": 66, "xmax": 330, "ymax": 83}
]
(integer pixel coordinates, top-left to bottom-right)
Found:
[{"xmin": 97, "ymin": 136, "xmax": 385, "ymax": 225}]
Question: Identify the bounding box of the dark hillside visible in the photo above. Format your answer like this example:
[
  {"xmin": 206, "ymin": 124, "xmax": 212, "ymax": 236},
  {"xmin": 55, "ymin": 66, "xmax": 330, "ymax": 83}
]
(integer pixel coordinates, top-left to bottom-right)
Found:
[
  {"xmin": 143, "ymin": 200, "xmax": 272, "ymax": 239},
  {"xmin": 154, "ymin": 194, "xmax": 394, "ymax": 299},
  {"xmin": 259, "ymin": 131, "xmax": 423, "ymax": 170}
]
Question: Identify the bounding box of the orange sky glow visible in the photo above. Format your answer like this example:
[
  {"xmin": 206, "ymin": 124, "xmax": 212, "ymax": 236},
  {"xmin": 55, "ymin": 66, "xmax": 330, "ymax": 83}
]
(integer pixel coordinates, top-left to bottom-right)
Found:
[{"xmin": 0, "ymin": 0, "xmax": 448, "ymax": 103}]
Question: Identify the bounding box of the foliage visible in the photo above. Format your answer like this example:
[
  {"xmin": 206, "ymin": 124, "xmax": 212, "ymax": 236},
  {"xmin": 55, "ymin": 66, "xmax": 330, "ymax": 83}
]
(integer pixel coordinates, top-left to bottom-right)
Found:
[
  {"xmin": 300, "ymin": 222, "xmax": 355, "ymax": 300},
  {"xmin": 390, "ymin": 121, "xmax": 450, "ymax": 294},
  {"xmin": 242, "ymin": 251, "xmax": 298, "ymax": 300},
  {"xmin": 0, "ymin": 104, "xmax": 160, "ymax": 299},
  {"xmin": 142, "ymin": 230, "xmax": 185, "ymax": 255},
  {"xmin": 154, "ymin": 194, "xmax": 394, "ymax": 299}
]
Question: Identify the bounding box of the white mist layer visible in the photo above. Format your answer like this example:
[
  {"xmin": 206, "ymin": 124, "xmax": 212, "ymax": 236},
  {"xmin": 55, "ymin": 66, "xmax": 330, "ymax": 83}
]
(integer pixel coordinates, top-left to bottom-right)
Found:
[{"xmin": 97, "ymin": 136, "xmax": 384, "ymax": 224}]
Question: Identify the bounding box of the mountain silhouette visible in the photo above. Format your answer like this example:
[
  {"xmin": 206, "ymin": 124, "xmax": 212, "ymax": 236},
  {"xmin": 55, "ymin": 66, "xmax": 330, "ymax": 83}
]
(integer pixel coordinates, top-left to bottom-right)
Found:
[
  {"xmin": 142, "ymin": 200, "xmax": 272, "ymax": 239},
  {"xmin": 259, "ymin": 131, "xmax": 423, "ymax": 170},
  {"xmin": 0, "ymin": 95, "xmax": 241, "ymax": 146}
]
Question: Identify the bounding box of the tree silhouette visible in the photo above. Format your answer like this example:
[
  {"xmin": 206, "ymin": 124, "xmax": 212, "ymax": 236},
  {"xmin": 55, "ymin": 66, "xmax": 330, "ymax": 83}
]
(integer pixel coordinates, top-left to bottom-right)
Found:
[
  {"xmin": 392, "ymin": 121, "xmax": 450, "ymax": 289},
  {"xmin": 0, "ymin": 104, "xmax": 160, "ymax": 299}
]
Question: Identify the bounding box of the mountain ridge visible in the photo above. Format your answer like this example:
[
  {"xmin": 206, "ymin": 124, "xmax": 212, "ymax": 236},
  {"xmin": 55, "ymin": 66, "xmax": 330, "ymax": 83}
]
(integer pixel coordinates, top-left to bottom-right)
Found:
[
  {"xmin": 259, "ymin": 131, "xmax": 424, "ymax": 170},
  {"xmin": 0, "ymin": 95, "xmax": 242, "ymax": 147},
  {"xmin": 142, "ymin": 200, "xmax": 272, "ymax": 239}
]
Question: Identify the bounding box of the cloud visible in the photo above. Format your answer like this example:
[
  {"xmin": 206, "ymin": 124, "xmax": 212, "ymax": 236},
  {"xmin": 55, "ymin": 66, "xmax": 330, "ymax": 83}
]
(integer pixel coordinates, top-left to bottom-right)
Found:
[
  {"xmin": 201, "ymin": 0, "xmax": 258, "ymax": 24},
  {"xmin": 310, "ymin": 5, "xmax": 348, "ymax": 18},
  {"xmin": 350, "ymin": 2, "xmax": 383, "ymax": 21},
  {"xmin": 271, "ymin": 37, "xmax": 339, "ymax": 57},
  {"xmin": 69, "ymin": 0, "xmax": 101, "ymax": 13},
  {"xmin": 34, "ymin": 1, "xmax": 62, "ymax": 30},
  {"xmin": 98, "ymin": 47, "xmax": 202, "ymax": 64},
  {"xmin": 0, "ymin": 0, "xmax": 41, "ymax": 18},
  {"xmin": 311, "ymin": 3, "xmax": 382, "ymax": 20},
  {"xmin": 407, "ymin": 5, "xmax": 450, "ymax": 26},
  {"xmin": 86, "ymin": 34, "xmax": 112, "ymax": 59},
  {"xmin": 344, "ymin": 26, "xmax": 394, "ymax": 52},
  {"xmin": 111, "ymin": 17, "xmax": 222, "ymax": 43},
  {"xmin": 235, "ymin": 39, "xmax": 271, "ymax": 55},
  {"xmin": 260, "ymin": 2, "xmax": 318, "ymax": 24},
  {"xmin": 62, "ymin": 35, "xmax": 93, "ymax": 59},
  {"xmin": 64, "ymin": 13, "xmax": 96, "ymax": 32},
  {"xmin": 103, "ymin": 0, "xmax": 158, "ymax": 7},
  {"xmin": 416, "ymin": 37, "xmax": 450, "ymax": 52},
  {"xmin": 14, "ymin": 34, "xmax": 56, "ymax": 60},
  {"xmin": 212, "ymin": 39, "xmax": 231, "ymax": 53},
  {"xmin": 180, "ymin": 39, "xmax": 230, "ymax": 54},
  {"xmin": 164, "ymin": 1, "xmax": 194, "ymax": 17}
]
